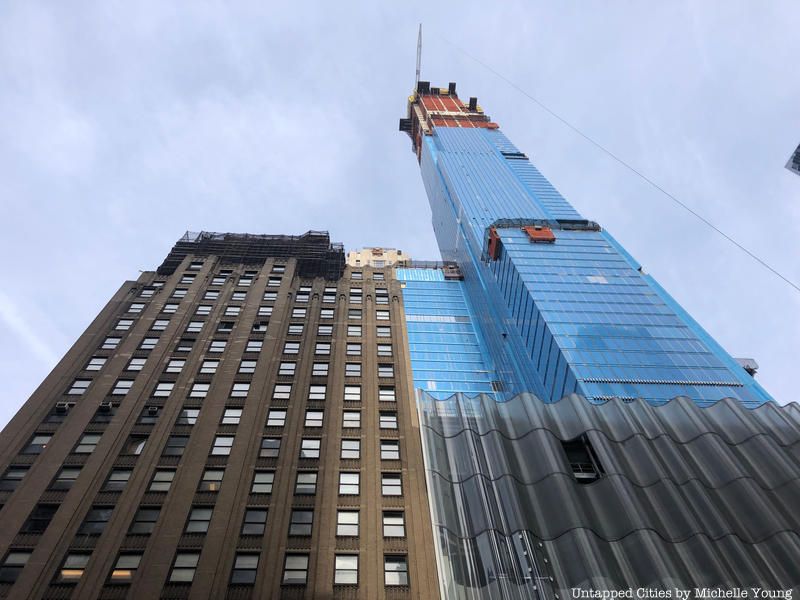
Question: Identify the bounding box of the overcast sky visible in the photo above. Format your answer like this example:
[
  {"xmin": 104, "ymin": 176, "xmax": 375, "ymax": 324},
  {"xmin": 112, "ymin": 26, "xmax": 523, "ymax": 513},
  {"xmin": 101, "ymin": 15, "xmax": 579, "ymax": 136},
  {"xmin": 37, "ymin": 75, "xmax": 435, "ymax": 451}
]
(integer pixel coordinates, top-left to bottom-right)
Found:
[{"xmin": 1, "ymin": 1, "xmax": 799, "ymax": 428}]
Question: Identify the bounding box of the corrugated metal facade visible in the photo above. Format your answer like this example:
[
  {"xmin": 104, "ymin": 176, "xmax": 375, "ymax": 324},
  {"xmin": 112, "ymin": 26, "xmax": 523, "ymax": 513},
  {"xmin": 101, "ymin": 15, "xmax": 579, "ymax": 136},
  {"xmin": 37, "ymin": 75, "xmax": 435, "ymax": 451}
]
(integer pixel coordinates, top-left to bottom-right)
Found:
[{"xmin": 418, "ymin": 392, "xmax": 800, "ymax": 598}]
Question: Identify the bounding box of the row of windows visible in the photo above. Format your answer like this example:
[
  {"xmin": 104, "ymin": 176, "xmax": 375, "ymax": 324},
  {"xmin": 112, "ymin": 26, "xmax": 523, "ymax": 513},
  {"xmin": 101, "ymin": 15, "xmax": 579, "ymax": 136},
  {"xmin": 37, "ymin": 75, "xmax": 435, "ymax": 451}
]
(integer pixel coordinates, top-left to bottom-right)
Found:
[
  {"xmin": 0, "ymin": 549, "xmax": 408, "ymax": 587},
  {"xmin": 14, "ymin": 405, "xmax": 399, "ymax": 458},
  {"xmin": 93, "ymin": 324, "xmax": 392, "ymax": 361}
]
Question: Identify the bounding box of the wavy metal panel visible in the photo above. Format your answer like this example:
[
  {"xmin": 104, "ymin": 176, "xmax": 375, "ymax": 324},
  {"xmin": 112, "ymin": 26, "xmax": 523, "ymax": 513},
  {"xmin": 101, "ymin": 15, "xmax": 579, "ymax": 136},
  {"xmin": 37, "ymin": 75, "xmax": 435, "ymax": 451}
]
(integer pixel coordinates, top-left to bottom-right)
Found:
[{"xmin": 418, "ymin": 392, "xmax": 800, "ymax": 597}]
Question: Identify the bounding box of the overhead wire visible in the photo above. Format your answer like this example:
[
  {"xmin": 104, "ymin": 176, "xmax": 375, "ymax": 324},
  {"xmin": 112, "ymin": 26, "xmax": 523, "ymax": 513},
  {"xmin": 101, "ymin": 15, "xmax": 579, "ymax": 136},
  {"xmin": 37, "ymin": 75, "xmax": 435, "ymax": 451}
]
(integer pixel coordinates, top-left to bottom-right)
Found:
[{"xmin": 441, "ymin": 37, "xmax": 800, "ymax": 295}]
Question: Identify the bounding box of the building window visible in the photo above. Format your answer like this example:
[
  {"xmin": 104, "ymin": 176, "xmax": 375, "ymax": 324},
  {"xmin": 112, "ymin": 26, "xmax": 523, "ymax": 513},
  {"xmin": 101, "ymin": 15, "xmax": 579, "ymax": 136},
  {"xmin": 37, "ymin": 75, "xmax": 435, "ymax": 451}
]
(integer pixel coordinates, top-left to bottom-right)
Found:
[
  {"xmin": 338, "ymin": 472, "xmax": 360, "ymax": 495},
  {"xmin": 209, "ymin": 340, "xmax": 227, "ymax": 353},
  {"xmin": 379, "ymin": 386, "xmax": 396, "ymax": 402},
  {"xmin": 308, "ymin": 385, "xmax": 326, "ymax": 401},
  {"xmin": 85, "ymin": 357, "xmax": 107, "ymax": 371},
  {"xmin": 381, "ymin": 440, "xmax": 400, "ymax": 460},
  {"xmin": 224, "ymin": 306, "xmax": 241, "ymax": 317},
  {"xmin": 295, "ymin": 472, "xmax": 317, "ymax": 495},
  {"xmin": 238, "ymin": 277, "xmax": 254, "ymax": 288},
  {"xmin": 22, "ymin": 504, "xmax": 58, "ymax": 533},
  {"xmin": 259, "ymin": 437, "xmax": 281, "ymax": 458},
  {"xmin": 176, "ymin": 338, "xmax": 194, "ymax": 352},
  {"xmin": 78, "ymin": 506, "xmax": 112, "ymax": 535},
  {"xmin": 140, "ymin": 337, "xmax": 159, "ymax": 351},
  {"xmin": 0, "ymin": 466, "xmax": 28, "ymax": 491},
  {"xmin": 211, "ymin": 435, "xmax": 234, "ymax": 456},
  {"xmin": 266, "ymin": 409, "xmax": 286, "ymax": 427},
  {"xmin": 149, "ymin": 469, "xmax": 175, "ymax": 492},
  {"xmin": 278, "ymin": 362, "xmax": 296, "ymax": 376},
  {"xmin": 185, "ymin": 507, "xmax": 213, "ymax": 533},
  {"xmin": 67, "ymin": 379, "xmax": 91, "ymax": 395},
  {"xmin": 231, "ymin": 291, "xmax": 247, "ymax": 301},
  {"xmin": 341, "ymin": 439, "xmax": 360, "ymax": 459},
  {"xmin": 125, "ymin": 436, "xmax": 147, "ymax": 455},
  {"xmin": 347, "ymin": 324, "xmax": 361, "ymax": 337},
  {"xmin": 162, "ymin": 303, "xmax": 179, "ymax": 314},
  {"xmin": 289, "ymin": 509, "xmax": 313, "ymax": 536},
  {"xmin": 382, "ymin": 473, "xmax": 402, "ymax": 496},
  {"xmin": 199, "ymin": 469, "xmax": 224, "ymax": 492},
  {"xmin": 153, "ymin": 381, "xmax": 175, "ymax": 397},
  {"xmin": 169, "ymin": 552, "xmax": 200, "ymax": 583},
  {"xmin": 336, "ymin": 510, "xmax": 359, "ymax": 537},
  {"xmin": 211, "ymin": 276, "xmax": 226, "ymax": 286},
  {"xmin": 189, "ymin": 382, "xmax": 209, "ymax": 398},
  {"xmin": 374, "ymin": 272, "xmax": 385, "ymax": 281},
  {"xmin": 109, "ymin": 553, "xmax": 141, "ymax": 583},
  {"xmin": 344, "ymin": 385, "xmax": 361, "ymax": 402},
  {"xmin": 51, "ymin": 467, "xmax": 81, "ymax": 490},
  {"xmin": 186, "ymin": 321, "xmax": 203, "ymax": 333},
  {"xmin": 263, "ymin": 291, "xmax": 277, "ymax": 301},
  {"xmin": 128, "ymin": 302, "xmax": 145, "ymax": 313},
  {"xmin": 173, "ymin": 289, "xmax": 189, "ymax": 299},
  {"xmin": 380, "ymin": 412, "xmax": 398, "ymax": 429},
  {"xmin": 218, "ymin": 321, "xmax": 235, "ymax": 333},
  {"xmin": 376, "ymin": 326, "xmax": 391, "ymax": 338},
  {"xmin": 129, "ymin": 508, "xmax": 161, "ymax": 534},
  {"xmin": 351, "ymin": 271, "xmax": 362, "ymax": 280},
  {"xmin": 102, "ymin": 337, "xmax": 121, "ymax": 349},
  {"xmin": 105, "ymin": 469, "xmax": 132, "ymax": 492},
  {"xmin": 315, "ymin": 342, "xmax": 331, "ymax": 355},
  {"xmin": 312, "ymin": 362, "xmax": 329, "ymax": 376},
  {"xmin": 376, "ymin": 292, "xmax": 389, "ymax": 305},
  {"xmin": 272, "ymin": 264, "xmax": 285, "ymax": 273},
  {"xmin": 272, "ymin": 384, "xmax": 292, "ymax": 400},
  {"xmin": 320, "ymin": 308, "xmax": 334, "ymax": 319},
  {"xmin": 110, "ymin": 379, "xmax": 133, "ymax": 395},
  {"xmin": 346, "ymin": 343, "xmax": 361, "ymax": 356},
  {"xmin": 342, "ymin": 411, "xmax": 361, "ymax": 429},
  {"xmin": 0, "ymin": 551, "xmax": 31, "ymax": 583},
  {"xmin": 176, "ymin": 408, "xmax": 200, "ymax": 425},
  {"xmin": 345, "ymin": 363, "xmax": 361, "ymax": 377},
  {"xmin": 291, "ymin": 308, "xmax": 307, "ymax": 318},
  {"xmin": 562, "ymin": 435, "xmax": 605, "ymax": 483},
  {"xmin": 180, "ymin": 274, "xmax": 195, "ymax": 284},
  {"xmin": 152, "ymin": 319, "xmax": 170, "ymax": 331},
  {"xmin": 230, "ymin": 553, "xmax": 259, "ymax": 585},
  {"xmin": 348, "ymin": 309, "xmax": 361, "ymax": 320},
  {"xmin": 304, "ymin": 410, "xmax": 323, "ymax": 428},
  {"xmin": 126, "ymin": 358, "xmax": 146, "ymax": 371},
  {"xmin": 377, "ymin": 344, "xmax": 393, "ymax": 357},
  {"xmin": 288, "ymin": 324, "xmax": 304, "ymax": 335},
  {"xmin": 241, "ymin": 509, "xmax": 267, "ymax": 535},
  {"xmin": 115, "ymin": 319, "xmax": 134, "ymax": 331},
  {"xmin": 300, "ymin": 438, "xmax": 320, "ymax": 459},
  {"xmin": 58, "ymin": 553, "xmax": 90, "ymax": 582},
  {"xmin": 23, "ymin": 434, "xmax": 51, "ymax": 454},
  {"xmin": 283, "ymin": 342, "xmax": 300, "ymax": 355},
  {"xmin": 165, "ymin": 359, "xmax": 186, "ymax": 373},
  {"xmin": 378, "ymin": 364, "xmax": 394, "ymax": 378},
  {"xmin": 163, "ymin": 435, "xmax": 189, "ymax": 456},
  {"xmin": 189, "ymin": 260, "xmax": 204, "ymax": 270},
  {"xmin": 138, "ymin": 406, "xmax": 159, "ymax": 424},
  {"xmin": 317, "ymin": 324, "xmax": 332, "ymax": 336},
  {"xmin": 265, "ymin": 277, "xmax": 280, "ymax": 287},
  {"xmin": 334, "ymin": 555, "xmax": 359, "ymax": 585},
  {"xmin": 221, "ymin": 408, "xmax": 243, "ymax": 425},
  {"xmin": 246, "ymin": 340, "xmax": 263, "ymax": 352},
  {"xmin": 200, "ymin": 360, "xmax": 219, "ymax": 374},
  {"xmin": 282, "ymin": 554, "xmax": 309, "ymax": 585},
  {"xmin": 384, "ymin": 555, "xmax": 408, "ymax": 586},
  {"xmin": 230, "ymin": 383, "xmax": 250, "ymax": 398},
  {"xmin": 74, "ymin": 434, "xmax": 102, "ymax": 454},
  {"xmin": 252, "ymin": 471, "xmax": 274, "ymax": 494},
  {"xmin": 383, "ymin": 512, "xmax": 405, "ymax": 537},
  {"xmin": 376, "ymin": 310, "xmax": 390, "ymax": 321}
]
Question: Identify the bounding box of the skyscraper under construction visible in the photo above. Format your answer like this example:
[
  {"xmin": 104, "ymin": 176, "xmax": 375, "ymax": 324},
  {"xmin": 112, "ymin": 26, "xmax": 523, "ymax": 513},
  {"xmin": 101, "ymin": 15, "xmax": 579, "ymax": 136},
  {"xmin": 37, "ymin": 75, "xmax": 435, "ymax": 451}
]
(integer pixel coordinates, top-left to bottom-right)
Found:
[{"xmin": 0, "ymin": 82, "xmax": 798, "ymax": 600}]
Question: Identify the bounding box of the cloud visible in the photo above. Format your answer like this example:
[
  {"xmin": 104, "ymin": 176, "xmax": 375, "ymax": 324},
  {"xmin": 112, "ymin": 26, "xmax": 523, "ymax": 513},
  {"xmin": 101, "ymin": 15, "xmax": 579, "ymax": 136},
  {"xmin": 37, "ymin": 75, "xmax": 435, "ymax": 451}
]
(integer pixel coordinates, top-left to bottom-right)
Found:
[{"xmin": 0, "ymin": 291, "xmax": 59, "ymax": 367}]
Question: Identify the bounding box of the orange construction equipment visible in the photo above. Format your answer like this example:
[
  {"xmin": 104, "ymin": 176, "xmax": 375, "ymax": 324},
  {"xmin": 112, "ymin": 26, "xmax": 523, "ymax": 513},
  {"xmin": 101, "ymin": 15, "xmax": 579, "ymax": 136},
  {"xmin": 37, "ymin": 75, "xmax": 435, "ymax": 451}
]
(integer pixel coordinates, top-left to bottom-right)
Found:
[
  {"xmin": 522, "ymin": 225, "xmax": 556, "ymax": 243},
  {"xmin": 488, "ymin": 227, "xmax": 501, "ymax": 259}
]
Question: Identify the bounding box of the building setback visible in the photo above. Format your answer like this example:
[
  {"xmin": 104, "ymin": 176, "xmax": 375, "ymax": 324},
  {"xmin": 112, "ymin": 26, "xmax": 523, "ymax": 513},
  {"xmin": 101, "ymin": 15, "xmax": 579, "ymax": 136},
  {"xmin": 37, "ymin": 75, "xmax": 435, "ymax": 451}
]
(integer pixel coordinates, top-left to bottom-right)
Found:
[{"xmin": 0, "ymin": 231, "xmax": 438, "ymax": 599}]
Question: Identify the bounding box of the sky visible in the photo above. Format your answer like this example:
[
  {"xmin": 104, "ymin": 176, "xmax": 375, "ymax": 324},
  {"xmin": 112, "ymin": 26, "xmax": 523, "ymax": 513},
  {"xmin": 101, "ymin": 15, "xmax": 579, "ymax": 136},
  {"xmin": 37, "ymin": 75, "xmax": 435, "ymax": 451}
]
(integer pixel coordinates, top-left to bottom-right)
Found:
[{"xmin": 1, "ymin": 1, "xmax": 799, "ymax": 429}]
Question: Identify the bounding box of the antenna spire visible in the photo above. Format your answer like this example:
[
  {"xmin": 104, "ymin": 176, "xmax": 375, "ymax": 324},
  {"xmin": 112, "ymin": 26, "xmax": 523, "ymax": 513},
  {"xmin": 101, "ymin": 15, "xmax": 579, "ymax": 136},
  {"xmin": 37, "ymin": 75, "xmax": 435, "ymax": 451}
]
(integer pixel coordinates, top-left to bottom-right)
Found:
[{"xmin": 415, "ymin": 24, "xmax": 422, "ymax": 88}]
